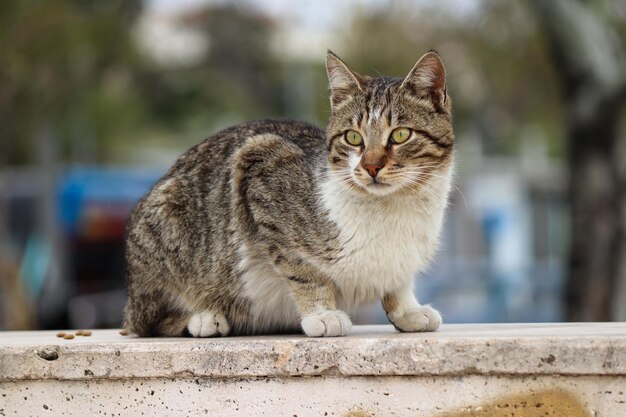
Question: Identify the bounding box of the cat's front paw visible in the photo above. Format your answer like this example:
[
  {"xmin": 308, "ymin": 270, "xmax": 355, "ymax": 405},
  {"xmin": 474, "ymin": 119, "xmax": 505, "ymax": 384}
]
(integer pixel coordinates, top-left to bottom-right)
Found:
[
  {"xmin": 301, "ymin": 310, "xmax": 352, "ymax": 337},
  {"xmin": 388, "ymin": 305, "xmax": 442, "ymax": 332},
  {"xmin": 187, "ymin": 311, "xmax": 230, "ymax": 337}
]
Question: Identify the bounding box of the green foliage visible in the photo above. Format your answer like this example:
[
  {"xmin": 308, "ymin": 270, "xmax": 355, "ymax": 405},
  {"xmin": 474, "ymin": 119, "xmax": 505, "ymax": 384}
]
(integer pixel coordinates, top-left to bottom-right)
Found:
[
  {"xmin": 2, "ymin": 1, "xmax": 623, "ymax": 166},
  {"xmin": 338, "ymin": 1, "xmax": 566, "ymax": 156},
  {"xmin": 135, "ymin": 6, "xmax": 283, "ymax": 134},
  {"xmin": 0, "ymin": 0, "xmax": 142, "ymax": 165}
]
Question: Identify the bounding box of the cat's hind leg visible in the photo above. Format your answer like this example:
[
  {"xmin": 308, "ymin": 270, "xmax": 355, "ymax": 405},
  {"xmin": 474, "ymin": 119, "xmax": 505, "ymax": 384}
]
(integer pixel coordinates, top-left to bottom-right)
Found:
[
  {"xmin": 125, "ymin": 292, "xmax": 231, "ymax": 337},
  {"xmin": 187, "ymin": 310, "xmax": 230, "ymax": 337},
  {"xmin": 124, "ymin": 287, "xmax": 191, "ymax": 337},
  {"xmin": 154, "ymin": 311, "xmax": 193, "ymax": 337}
]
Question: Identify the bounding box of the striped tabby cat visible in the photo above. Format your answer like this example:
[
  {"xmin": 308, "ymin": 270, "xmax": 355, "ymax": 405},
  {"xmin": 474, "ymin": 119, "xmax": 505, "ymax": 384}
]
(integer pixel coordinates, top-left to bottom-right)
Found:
[{"xmin": 124, "ymin": 50, "xmax": 454, "ymax": 337}]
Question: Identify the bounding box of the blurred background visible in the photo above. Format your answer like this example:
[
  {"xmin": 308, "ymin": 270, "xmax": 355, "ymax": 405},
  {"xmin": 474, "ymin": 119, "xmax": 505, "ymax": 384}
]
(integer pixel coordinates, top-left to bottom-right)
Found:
[{"xmin": 1, "ymin": 0, "xmax": 625, "ymax": 331}]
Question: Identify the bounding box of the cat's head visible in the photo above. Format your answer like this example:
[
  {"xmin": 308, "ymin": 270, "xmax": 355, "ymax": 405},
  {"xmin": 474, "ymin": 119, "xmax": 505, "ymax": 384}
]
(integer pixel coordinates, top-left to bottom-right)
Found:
[{"xmin": 325, "ymin": 50, "xmax": 454, "ymax": 197}]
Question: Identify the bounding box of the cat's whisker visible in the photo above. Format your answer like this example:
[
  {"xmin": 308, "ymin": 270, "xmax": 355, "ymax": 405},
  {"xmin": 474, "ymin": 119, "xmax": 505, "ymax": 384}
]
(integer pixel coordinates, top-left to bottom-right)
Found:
[
  {"xmin": 407, "ymin": 183, "xmax": 441, "ymax": 205},
  {"xmin": 328, "ymin": 175, "xmax": 359, "ymax": 190},
  {"xmin": 397, "ymin": 174, "xmax": 443, "ymax": 204},
  {"xmin": 401, "ymin": 171, "xmax": 469, "ymax": 212},
  {"xmin": 401, "ymin": 177, "xmax": 437, "ymax": 198}
]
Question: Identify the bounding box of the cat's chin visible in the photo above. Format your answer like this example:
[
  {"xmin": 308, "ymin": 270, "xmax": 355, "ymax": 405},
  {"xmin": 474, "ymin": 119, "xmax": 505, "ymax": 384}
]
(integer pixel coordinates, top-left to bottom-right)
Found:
[{"xmin": 359, "ymin": 180, "xmax": 399, "ymax": 197}]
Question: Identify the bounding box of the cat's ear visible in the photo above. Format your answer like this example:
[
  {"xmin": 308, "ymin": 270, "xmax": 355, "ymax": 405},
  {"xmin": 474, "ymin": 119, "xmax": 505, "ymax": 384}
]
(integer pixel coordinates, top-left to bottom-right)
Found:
[
  {"xmin": 401, "ymin": 51, "xmax": 447, "ymax": 111},
  {"xmin": 326, "ymin": 50, "xmax": 363, "ymax": 108}
]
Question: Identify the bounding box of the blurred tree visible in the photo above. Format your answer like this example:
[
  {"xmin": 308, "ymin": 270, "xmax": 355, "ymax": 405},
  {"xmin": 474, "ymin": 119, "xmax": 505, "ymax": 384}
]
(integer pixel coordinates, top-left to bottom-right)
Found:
[
  {"xmin": 530, "ymin": 0, "xmax": 626, "ymax": 320},
  {"xmin": 341, "ymin": 2, "xmax": 565, "ymax": 155},
  {"xmin": 135, "ymin": 5, "xmax": 283, "ymax": 138},
  {"xmin": 0, "ymin": 0, "xmax": 143, "ymax": 165}
]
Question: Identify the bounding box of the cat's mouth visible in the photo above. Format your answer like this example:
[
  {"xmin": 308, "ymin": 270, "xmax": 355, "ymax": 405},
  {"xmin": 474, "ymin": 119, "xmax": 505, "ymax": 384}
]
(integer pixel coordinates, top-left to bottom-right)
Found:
[
  {"xmin": 367, "ymin": 181, "xmax": 390, "ymax": 188},
  {"xmin": 360, "ymin": 179, "xmax": 397, "ymax": 196},
  {"xmin": 347, "ymin": 172, "xmax": 397, "ymax": 196},
  {"xmin": 364, "ymin": 180, "xmax": 394, "ymax": 194}
]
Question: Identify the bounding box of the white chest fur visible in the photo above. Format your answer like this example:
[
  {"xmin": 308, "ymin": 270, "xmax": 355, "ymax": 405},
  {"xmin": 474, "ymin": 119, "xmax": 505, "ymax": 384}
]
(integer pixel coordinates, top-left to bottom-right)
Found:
[{"xmin": 320, "ymin": 171, "xmax": 452, "ymax": 308}]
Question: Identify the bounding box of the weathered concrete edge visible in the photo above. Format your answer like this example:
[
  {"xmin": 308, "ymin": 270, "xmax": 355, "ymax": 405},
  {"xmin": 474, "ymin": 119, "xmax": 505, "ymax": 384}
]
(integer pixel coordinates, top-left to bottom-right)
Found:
[{"xmin": 1, "ymin": 336, "xmax": 624, "ymax": 382}]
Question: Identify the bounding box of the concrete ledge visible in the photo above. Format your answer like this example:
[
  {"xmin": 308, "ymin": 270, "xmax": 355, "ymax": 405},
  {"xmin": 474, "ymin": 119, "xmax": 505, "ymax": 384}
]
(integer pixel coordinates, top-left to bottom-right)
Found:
[
  {"xmin": 2, "ymin": 324, "xmax": 626, "ymax": 416},
  {"xmin": 1, "ymin": 323, "xmax": 625, "ymax": 381}
]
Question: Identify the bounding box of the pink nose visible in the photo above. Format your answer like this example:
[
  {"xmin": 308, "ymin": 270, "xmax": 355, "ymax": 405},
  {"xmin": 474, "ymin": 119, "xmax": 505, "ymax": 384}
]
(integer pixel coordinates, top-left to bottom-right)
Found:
[
  {"xmin": 363, "ymin": 163, "xmax": 384, "ymax": 178},
  {"xmin": 360, "ymin": 150, "xmax": 388, "ymax": 178}
]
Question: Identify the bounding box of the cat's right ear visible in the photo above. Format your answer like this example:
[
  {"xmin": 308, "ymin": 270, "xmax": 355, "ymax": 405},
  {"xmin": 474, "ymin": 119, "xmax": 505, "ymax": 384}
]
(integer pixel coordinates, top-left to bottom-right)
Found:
[{"xmin": 326, "ymin": 50, "xmax": 363, "ymax": 109}]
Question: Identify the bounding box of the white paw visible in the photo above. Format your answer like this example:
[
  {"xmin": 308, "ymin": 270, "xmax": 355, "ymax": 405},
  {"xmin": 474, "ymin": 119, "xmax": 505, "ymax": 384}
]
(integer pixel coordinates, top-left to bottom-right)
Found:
[
  {"xmin": 187, "ymin": 311, "xmax": 230, "ymax": 337},
  {"xmin": 388, "ymin": 305, "xmax": 442, "ymax": 332},
  {"xmin": 301, "ymin": 310, "xmax": 352, "ymax": 337}
]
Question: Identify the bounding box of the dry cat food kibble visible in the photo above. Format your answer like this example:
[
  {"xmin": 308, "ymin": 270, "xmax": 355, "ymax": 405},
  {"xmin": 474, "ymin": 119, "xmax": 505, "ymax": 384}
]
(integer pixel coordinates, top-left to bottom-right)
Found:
[
  {"xmin": 56, "ymin": 332, "xmax": 66, "ymax": 338},
  {"xmin": 75, "ymin": 330, "xmax": 92, "ymax": 336},
  {"xmin": 63, "ymin": 334, "xmax": 75, "ymax": 340},
  {"xmin": 119, "ymin": 329, "xmax": 129, "ymax": 336}
]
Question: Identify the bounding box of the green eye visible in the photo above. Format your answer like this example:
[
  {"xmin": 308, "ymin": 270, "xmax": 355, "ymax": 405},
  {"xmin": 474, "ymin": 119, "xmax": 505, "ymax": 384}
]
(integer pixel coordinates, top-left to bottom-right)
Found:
[
  {"xmin": 391, "ymin": 127, "xmax": 411, "ymax": 144},
  {"xmin": 345, "ymin": 130, "xmax": 363, "ymax": 146}
]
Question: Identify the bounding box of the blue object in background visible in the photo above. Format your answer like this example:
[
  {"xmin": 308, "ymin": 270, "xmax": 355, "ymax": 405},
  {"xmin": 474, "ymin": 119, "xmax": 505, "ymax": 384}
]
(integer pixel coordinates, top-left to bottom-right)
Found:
[
  {"xmin": 18, "ymin": 234, "xmax": 51, "ymax": 298},
  {"xmin": 57, "ymin": 167, "xmax": 163, "ymax": 236}
]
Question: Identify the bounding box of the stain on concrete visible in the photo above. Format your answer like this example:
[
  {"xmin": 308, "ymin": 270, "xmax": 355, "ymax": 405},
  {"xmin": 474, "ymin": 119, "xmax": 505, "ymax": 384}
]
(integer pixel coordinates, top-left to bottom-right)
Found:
[
  {"xmin": 343, "ymin": 411, "xmax": 372, "ymax": 417},
  {"xmin": 439, "ymin": 389, "xmax": 590, "ymax": 417}
]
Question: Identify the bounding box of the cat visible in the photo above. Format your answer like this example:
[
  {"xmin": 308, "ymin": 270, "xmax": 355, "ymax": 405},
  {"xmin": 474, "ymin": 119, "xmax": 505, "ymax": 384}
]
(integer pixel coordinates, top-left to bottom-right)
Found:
[{"xmin": 123, "ymin": 50, "xmax": 454, "ymax": 337}]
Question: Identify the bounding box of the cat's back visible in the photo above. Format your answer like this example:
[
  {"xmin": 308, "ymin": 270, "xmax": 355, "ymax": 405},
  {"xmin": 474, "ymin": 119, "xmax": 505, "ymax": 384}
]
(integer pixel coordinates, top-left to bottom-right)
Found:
[
  {"xmin": 130, "ymin": 119, "xmax": 324, "ymax": 216},
  {"xmin": 166, "ymin": 119, "xmax": 326, "ymax": 179},
  {"xmin": 128, "ymin": 119, "xmax": 326, "ymax": 236}
]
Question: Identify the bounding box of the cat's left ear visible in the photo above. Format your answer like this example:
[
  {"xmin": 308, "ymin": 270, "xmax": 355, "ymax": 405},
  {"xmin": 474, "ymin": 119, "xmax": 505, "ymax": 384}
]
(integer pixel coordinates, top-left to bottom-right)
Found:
[
  {"xmin": 326, "ymin": 50, "xmax": 364, "ymax": 109},
  {"xmin": 401, "ymin": 51, "xmax": 447, "ymax": 111}
]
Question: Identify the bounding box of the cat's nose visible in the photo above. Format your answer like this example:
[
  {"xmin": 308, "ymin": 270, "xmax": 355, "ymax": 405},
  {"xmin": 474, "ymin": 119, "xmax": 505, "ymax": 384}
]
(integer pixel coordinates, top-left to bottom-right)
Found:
[
  {"xmin": 360, "ymin": 151, "xmax": 388, "ymax": 178},
  {"xmin": 363, "ymin": 162, "xmax": 384, "ymax": 178}
]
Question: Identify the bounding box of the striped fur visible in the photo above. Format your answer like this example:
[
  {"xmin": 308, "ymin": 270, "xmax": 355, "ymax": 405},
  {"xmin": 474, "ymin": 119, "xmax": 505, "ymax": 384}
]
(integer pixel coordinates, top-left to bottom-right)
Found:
[{"xmin": 123, "ymin": 51, "xmax": 454, "ymax": 337}]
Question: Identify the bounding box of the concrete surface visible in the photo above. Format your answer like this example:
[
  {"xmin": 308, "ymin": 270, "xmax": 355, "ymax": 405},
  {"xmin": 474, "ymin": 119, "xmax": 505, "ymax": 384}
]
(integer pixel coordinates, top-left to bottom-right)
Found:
[{"xmin": 1, "ymin": 323, "xmax": 625, "ymax": 416}]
